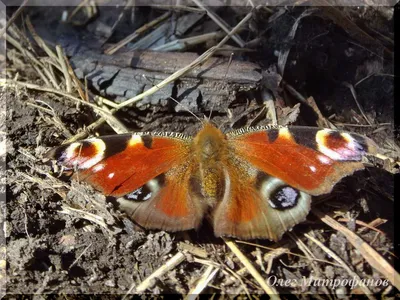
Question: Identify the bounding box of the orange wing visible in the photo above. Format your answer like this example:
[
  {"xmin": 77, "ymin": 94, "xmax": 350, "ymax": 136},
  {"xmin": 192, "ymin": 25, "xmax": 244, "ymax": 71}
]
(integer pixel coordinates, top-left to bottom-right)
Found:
[
  {"xmin": 46, "ymin": 132, "xmax": 207, "ymax": 231},
  {"xmin": 226, "ymin": 126, "xmax": 377, "ymax": 195},
  {"xmin": 212, "ymin": 126, "xmax": 377, "ymax": 240}
]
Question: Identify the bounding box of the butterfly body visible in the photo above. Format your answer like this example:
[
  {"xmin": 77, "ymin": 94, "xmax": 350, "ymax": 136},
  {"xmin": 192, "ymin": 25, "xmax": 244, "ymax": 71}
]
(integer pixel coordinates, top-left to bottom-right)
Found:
[{"xmin": 47, "ymin": 122, "xmax": 377, "ymax": 241}]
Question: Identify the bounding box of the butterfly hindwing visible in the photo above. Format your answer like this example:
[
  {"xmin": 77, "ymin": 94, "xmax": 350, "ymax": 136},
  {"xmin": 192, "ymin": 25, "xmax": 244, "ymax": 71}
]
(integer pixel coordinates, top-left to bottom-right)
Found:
[
  {"xmin": 116, "ymin": 164, "xmax": 208, "ymax": 231},
  {"xmin": 213, "ymin": 164, "xmax": 312, "ymax": 240},
  {"xmin": 46, "ymin": 132, "xmax": 206, "ymax": 231}
]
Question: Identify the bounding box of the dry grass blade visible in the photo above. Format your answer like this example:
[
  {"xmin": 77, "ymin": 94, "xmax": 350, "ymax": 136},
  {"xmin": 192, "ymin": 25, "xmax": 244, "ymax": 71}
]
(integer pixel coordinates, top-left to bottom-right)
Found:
[
  {"xmin": 342, "ymin": 82, "xmax": 373, "ymax": 125},
  {"xmin": 0, "ymin": 0, "xmax": 29, "ymax": 37},
  {"xmin": 132, "ymin": 252, "xmax": 186, "ymax": 294},
  {"xmin": 104, "ymin": 11, "xmax": 172, "ymax": 55},
  {"xmin": 262, "ymin": 89, "xmax": 278, "ymax": 125},
  {"xmin": 237, "ymin": 240, "xmax": 343, "ymax": 269},
  {"xmin": 152, "ymin": 31, "xmax": 225, "ymax": 52},
  {"xmin": 312, "ymin": 208, "xmax": 400, "ymax": 290},
  {"xmin": 94, "ymin": 107, "xmax": 129, "ymax": 135},
  {"xmin": 1, "ymin": 79, "xmax": 112, "ymax": 115},
  {"xmin": 67, "ymin": 0, "xmax": 97, "ymax": 25},
  {"xmin": 25, "ymin": 16, "xmax": 59, "ymax": 62},
  {"xmin": 305, "ymin": 96, "xmax": 335, "ymax": 129},
  {"xmin": 66, "ymin": 10, "xmax": 253, "ymax": 143},
  {"xmin": 337, "ymin": 218, "xmax": 387, "ymax": 235},
  {"xmin": 186, "ymin": 265, "xmax": 219, "ymax": 297},
  {"xmin": 178, "ymin": 242, "xmax": 208, "ymax": 258},
  {"xmin": 305, "ymin": 233, "xmax": 374, "ymax": 297},
  {"xmin": 55, "ymin": 45, "xmax": 72, "ymax": 93},
  {"xmin": 103, "ymin": 0, "xmax": 133, "ymax": 43},
  {"xmin": 6, "ymin": 29, "xmax": 59, "ymax": 88},
  {"xmin": 191, "ymin": 0, "xmax": 245, "ymax": 47},
  {"xmin": 224, "ymin": 239, "xmax": 280, "ymax": 298},
  {"xmin": 156, "ymin": 5, "xmax": 204, "ymax": 13},
  {"xmin": 290, "ymin": 233, "xmax": 331, "ymax": 295},
  {"xmin": 68, "ymin": 243, "xmax": 93, "ymax": 270},
  {"xmin": 118, "ymin": 10, "xmax": 252, "ymax": 109},
  {"xmin": 283, "ymin": 81, "xmax": 335, "ymax": 128},
  {"xmin": 59, "ymin": 205, "xmax": 110, "ymax": 232},
  {"xmin": 65, "ymin": 56, "xmax": 88, "ymax": 101},
  {"xmin": 316, "ymin": 2, "xmax": 392, "ymax": 57}
]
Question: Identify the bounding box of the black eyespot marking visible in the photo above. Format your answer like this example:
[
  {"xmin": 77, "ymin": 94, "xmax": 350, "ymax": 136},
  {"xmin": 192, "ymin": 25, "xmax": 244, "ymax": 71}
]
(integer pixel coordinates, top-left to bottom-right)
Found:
[
  {"xmin": 268, "ymin": 186, "xmax": 299, "ymax": 210},
  {"xmin": 125, "ymin": 185, "xmax": 153, "ymax": 202},
  {"xmin": 267, "ymin": 129, "xmax": 279, "ymax": 143},
  {"xmin": 123, "ymin": 174, "xmax": 166, "ymax": 202},
  {"xmin": 141, "ymin": 135, "xmax": 153, "ymax": 149}
]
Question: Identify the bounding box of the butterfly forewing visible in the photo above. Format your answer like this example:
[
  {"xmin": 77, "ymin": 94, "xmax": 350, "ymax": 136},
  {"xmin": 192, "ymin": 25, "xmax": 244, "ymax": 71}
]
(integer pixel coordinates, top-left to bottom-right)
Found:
[
  {"xmin": 46, "ymin": 132, "xmax": 207, "ymax": 231},
  {"xmin": 226, "ymin": 126, "xmax": 377, "ymax": 195}
]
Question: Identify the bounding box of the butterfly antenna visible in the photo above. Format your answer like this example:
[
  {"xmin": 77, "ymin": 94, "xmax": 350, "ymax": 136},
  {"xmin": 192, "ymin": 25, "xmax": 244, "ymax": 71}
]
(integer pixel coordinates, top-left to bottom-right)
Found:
[
  {"xmin": 206, "ymin": 53, "xmax": 234, "ymax": 123},
  {"xmin": 168, "ymin": 96, "xmax": 203, "ymax": 124},
  {"xmin": 141, "ymin": 74, "xmax": 203, "ymax": 124},
  {"xmin": 214, "ymin": 53, "xmax": 234, "ymax": 128},
  {"xmin": 207, "ymin": 100, "xmax": 215, "ymax": 122}
]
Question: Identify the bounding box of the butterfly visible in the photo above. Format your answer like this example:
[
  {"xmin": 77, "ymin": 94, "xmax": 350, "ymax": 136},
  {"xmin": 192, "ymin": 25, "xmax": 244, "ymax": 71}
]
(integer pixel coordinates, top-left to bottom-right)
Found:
[{"xmin": 46, "ymin": 121, "xmax": 377, "ymax": 241}]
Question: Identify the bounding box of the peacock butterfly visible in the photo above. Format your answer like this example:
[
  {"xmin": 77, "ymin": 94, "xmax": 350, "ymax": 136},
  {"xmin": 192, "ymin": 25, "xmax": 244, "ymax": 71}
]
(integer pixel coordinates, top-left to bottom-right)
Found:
[{"xmin": 46, "ymin": 121, "xmax": 378, "ymax": 241}]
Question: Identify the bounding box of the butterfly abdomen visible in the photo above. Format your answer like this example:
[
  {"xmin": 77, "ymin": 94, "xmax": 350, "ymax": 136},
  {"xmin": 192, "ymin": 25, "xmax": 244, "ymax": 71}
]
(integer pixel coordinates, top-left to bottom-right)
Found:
[{"xmin": 192, "ymin": 123, "xmax": 228, "ymax": 205}]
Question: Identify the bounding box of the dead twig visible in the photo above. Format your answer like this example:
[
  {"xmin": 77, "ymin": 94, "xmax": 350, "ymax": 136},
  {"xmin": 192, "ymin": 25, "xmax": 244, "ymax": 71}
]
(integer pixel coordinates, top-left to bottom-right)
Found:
[
  {"xmin": 132, "ymin": 252, "xmax": 186, "ymax": 294},
  {"xmin": 337, "ymin": 218, "xmax": 387, "ymax": 236},
  {"xmin": 342, "ymin": 82, "xmax": 373, "ymax": 126},
  {"xmin": 289, "ymin": 233, "xmax": 331, "ymax": 295},
  {"xmin": 67, "ymin": 10, "xmax": 253, "ymax": 143},
  {"xmin": 191, "ymin": 0, "xmax": 245, "ymax": 47},
  {"xmin": 0, "ymin": 0, "xmax": 29, "ymax": 37},
  {"xmin": 1, "ymin": 79, "xmax": 112, "ymax": 115},
  {"xmin": 69, "ymin": 243, "xmax": 93, "ymax": 269},
  {"xmin": 312, "ymin": 208, "xmax": 400, "ymax": 290},
  {"xmin": 55, "ymin": 45, "xmax": 72, "ymax": 93},
  {"xmin": 104, "ymin": 11, "xmax": 172, "ymax": 55},
  {"xmin": 224, "ymin": 239, "xmax": 280, "ymax": 298},
  {"xmin": 305, "ymin": 233, "xmax": 374, "ymax": 297},
  {"xmin": 236, "ymin": 240, "xmax": 343, "ymax": 268},
  {"xmin": 186, "ymin": 265, "xmax": 219, "ymax": 297}
]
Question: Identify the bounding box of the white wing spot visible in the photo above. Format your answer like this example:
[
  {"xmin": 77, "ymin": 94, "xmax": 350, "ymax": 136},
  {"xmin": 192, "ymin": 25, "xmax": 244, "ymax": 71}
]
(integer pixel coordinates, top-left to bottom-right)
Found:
[
  {"xmin": 318, "ymin": 155, "xmax": 331, "ymax": 164},
  {"xmin": 93, "ymin": 164, "xmax": 105, "ymax": 172},
  {"xmin": 143, "ymin": 192, "xmax": 152, "ymax": 201},
  {"xmin": 309, "ymin": 166, "xmax": 316, "ymax": 173},
  {"xmin": 108, "ymin": 172, "xmax": 115, "ymax": 179},
  {"xmin": 278, "ymin": 128, "xmax": 292, "ymax": 140},
  {"xmin": 64, "ymin": 142, "xmax": 81, "ymax": 159},
  {"xmin": 129, "ymin": 135, "xmax": 143, "ymax": 147}
]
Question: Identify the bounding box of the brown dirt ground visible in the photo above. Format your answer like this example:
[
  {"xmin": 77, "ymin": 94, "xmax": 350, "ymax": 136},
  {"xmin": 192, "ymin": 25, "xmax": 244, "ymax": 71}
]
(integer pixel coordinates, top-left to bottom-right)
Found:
[{"xmin": 3, "ymin": 5, "xmax": 397, "ymax": 297}]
